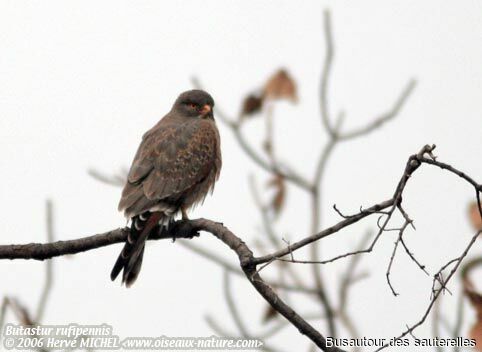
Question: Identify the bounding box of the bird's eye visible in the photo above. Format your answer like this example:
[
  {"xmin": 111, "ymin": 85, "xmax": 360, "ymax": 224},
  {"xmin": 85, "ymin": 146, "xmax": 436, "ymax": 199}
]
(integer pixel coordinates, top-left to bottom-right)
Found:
[{"xmin": 188, "ymin": 103, "xmax": 197, "ymax": 109}]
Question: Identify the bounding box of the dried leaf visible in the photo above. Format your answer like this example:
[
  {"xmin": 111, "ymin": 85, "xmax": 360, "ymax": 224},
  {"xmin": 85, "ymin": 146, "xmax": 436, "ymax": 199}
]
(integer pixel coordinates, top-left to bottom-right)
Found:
[
  {"xmin": 463, "ymin": 260, "xmax": 482, "ymax": 349},
  {"xmin": 465, "ymin": 285, "xmax": 482, "ymax": 317},
  {"xmin": 262, "ymin": 286, "xmax": 280, "ymax": 323},
  {"xmin": 241, "ymin": 94, "xmax": 264, "ymax": 116},
  {"xmin": 267, "ymin": 174, "xmax": 286, "ymax": 216},
  {"xmin": 263, "ymin": 69, "xmax": 297, "ymax": 102},
  {"xmin": 469, "ymin": 201, "xmax": 482, "ymax": 230},
  {"xmin": 262, "ymin": 304, "xmax": 278, "ymax": 323},
  {"xmin": 470, "ymin": 320, "xmax": 482, "ymax": 351},
  {"xmin": 463, "ymin": 273, "xmax": 482, "ymax": 316}
]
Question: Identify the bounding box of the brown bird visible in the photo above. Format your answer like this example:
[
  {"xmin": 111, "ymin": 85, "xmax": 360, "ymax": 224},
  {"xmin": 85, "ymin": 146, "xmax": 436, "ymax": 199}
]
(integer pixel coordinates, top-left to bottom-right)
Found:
[{"xmin": 111, "ymin": 90, "xmax": 222, "ymax": 287}]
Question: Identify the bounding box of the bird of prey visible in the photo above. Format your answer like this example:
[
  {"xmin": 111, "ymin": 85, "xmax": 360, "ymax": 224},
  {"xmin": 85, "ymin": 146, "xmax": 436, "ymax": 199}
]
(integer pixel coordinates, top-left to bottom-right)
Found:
[{"xmin": 111, "ymin": 90, "xmax": 222, "ymax": 287}]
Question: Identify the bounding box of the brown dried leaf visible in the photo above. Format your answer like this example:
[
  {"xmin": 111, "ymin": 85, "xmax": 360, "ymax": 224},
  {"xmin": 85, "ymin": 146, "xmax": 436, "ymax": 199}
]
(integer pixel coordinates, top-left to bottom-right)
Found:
[
  {"xmin": 267, "ymin": 174, "xmax": 286, "ymax": 216},
  {"xmin": 262, "ymin": 304, "xmax": 278, "ymax": 323},
  {"xmin": 241, "ymin": 94, "xmax": 264, "ymax": 117},
  {"xmin": 469, "ymin": 201, "xmax": 482, "ymax": 230},
  {"xmin": 463, "ymin": 260, "xmax": 482, "ymax": 349},
  {"xmin": 263, "ymin": 69, "xmax": 297, "ymax": 102},
  {"xmin": 466, "ymin": 287, "xmax": 482, "ymax": 316},
  {"xmin": 470, "ymin": 320, "xmax": 482, "ymax": 351},
  {"xmin": 262, "ymin": 285, "xmax": 279, "ymax": 323}
]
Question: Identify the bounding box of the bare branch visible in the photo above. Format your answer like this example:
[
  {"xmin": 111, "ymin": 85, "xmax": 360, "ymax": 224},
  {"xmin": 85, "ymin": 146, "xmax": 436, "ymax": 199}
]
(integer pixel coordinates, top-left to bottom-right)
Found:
[
  {"xmin": 1, "ymin": 146, "xmax": 479, "ymax": 351},
  {"xmin": 375, "ymin": 230, "xmax": 481, "ymax": 352},
  {"xmin": 431, "ymin": 298, "xmax": 444, "ymax": 352},
  {"xmin": 0, "ymin": 298, "xmax": 6, "ymax": 334},
  {"xmin": 0, "ymin": 223, "xmax": 199, "ymax": 260},
  {"xmin": 178, "ymin": 241, "xmax": 320, "ymax": 294},
  {"xmin": 35, "ymin": 200, "xmax": 54, "ymax": 323},
  {"xmin": 252, "ymin": 198, "xmax": 394, "ymax": 265},
  {"xmin": 314, "ymin": 8, "xmax": 416, "ymax": 337},
  {"xmin": 258, "ymin": 313, "xmax": 326, "ymax": 340},
  {"xmin": 319, "ymin": 9, "xmax": 335, "ymax": 136},
  {"xmin": 319, "ymin": 9, "xmax": 416, "ymax": 141},
  {"xmin": 194, "ymin": 220, "xmax": 345, "ymax": 352},
  {"xmin": 87, "ymin": 168, "xmax": 127, "ymax": 187},
  {"xmin": 385, "ymin": 221, "xmax": 411, "ymax": 296},
  {"xmin": 0, "ymin": 219, "xmax": 343, "ymax": 351},
  {"xmin": 223, "ymin": 271, "xmax": 251, "ymax": 337},
  {"xmin": 256, "ymin": 145, "xmax": 481, "ymax": 268},
  {"xmin": 249, "ymin": 176, "xmax": 307, "ymax": 289},
  {"xmin": 451, "ymin": 292, "xmax": 465, "ymax": 351},
  {"xmin": 339, "ymin": 80, "xmax": 417, "ymax": 140}
]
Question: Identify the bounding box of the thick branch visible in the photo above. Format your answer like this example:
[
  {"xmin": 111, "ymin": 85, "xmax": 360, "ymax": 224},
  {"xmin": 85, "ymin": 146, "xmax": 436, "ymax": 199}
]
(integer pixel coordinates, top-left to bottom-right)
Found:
[
  {"xmin": 0, "ymin": 219, "xmax": 342, "ymax": 351},
  {"xmin": 0, "ymin": 228, "xmax": 128, "ymax": 260},
  {"xmin": 178, "ymin": 219, "xmax": 345, "ymax": 352},
  {"xmin": 0, "ymin": 222, "xmax": 198, "ymax": 261}
]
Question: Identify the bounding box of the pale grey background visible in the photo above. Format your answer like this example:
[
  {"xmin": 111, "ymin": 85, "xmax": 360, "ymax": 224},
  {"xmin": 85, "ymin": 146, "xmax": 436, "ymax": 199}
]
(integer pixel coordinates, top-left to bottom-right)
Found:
[{"xmin": 0, "ymin": 1, "xmax": 481, "ymax": 351}]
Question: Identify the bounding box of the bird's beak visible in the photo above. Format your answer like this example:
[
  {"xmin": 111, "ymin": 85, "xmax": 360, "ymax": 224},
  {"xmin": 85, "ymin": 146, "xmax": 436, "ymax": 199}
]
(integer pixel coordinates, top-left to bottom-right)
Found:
[{"xmin": 200, "ymin": 104, "xmax": 211, "ymax": 116}]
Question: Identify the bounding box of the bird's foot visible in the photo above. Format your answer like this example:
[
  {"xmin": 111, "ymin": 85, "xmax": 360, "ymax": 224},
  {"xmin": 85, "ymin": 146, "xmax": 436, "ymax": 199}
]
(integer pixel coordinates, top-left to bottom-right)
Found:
[{"xmin": 171, "ymin": 219, "xmax": 199, "ymax": 240}]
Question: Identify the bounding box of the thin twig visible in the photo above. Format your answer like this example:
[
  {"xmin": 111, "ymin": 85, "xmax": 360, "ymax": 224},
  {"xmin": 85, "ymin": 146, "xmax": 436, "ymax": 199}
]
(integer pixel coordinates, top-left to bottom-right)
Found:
[
  {"xmin": 35, "ymin": 200, "xmax": 54, "ymax": 323},
  {"xmin": 339, "ymin": 80, "xmax": 417, "ymax": 140},
  {"xmin": 223, "ymin": 270, "xmax": 251, "ymax": 337},
  {"xmin": 319, "ymin": 9, "xmax": 335, "ymax": 136},
  {"xmin": 375, "ymin": 230, "xmax": 481, "ymax": 352}
]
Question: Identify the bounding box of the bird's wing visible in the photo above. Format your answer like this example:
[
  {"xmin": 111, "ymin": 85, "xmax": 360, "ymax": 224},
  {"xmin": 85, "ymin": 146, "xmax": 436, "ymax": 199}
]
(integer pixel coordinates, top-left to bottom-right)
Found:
[
  {"xmin": 119, "ymin": 119, "xmax": 218, "ymax": 212},
  {"xmin": 124, "ymin": 122, "xmax": 168, "ymax": 185},
  {"xmin": 142, "ymin": 120, "xmax": 218, "ymax": 200}
]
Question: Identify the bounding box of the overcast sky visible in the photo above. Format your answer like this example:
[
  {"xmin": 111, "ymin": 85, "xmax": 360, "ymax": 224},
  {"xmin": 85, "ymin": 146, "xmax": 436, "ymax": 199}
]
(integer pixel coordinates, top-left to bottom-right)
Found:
[{"xmin": 0, "ymin": 1, "xmax": 481, "ymax": 351}]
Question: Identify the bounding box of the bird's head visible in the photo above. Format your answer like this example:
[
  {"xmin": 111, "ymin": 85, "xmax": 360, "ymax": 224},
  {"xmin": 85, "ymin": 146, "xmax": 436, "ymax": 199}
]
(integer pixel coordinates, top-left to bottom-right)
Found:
[{"xmin": 173, "ymin": 89, "xmax": 215, "ymax": 119}]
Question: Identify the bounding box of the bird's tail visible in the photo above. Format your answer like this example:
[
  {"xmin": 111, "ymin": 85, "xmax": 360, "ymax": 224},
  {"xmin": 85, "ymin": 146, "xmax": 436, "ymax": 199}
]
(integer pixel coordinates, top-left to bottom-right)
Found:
[{"xmin": 110, "ymin": 211, "xmax": 164, "ymax": 287}]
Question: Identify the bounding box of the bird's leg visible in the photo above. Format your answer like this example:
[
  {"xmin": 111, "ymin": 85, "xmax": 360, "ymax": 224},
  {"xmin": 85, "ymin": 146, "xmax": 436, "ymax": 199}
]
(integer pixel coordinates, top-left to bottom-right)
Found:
[
  {"xmin": 169, "ymin": 206, "xmax": 199, "ymax": 240},
  {"xmin": 170, "ymin": 206, "xmax": 188, "ymax": 242},
  {"xmin": 181, "ymin": 206, "xmax": 189, "ymax": 221}
]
